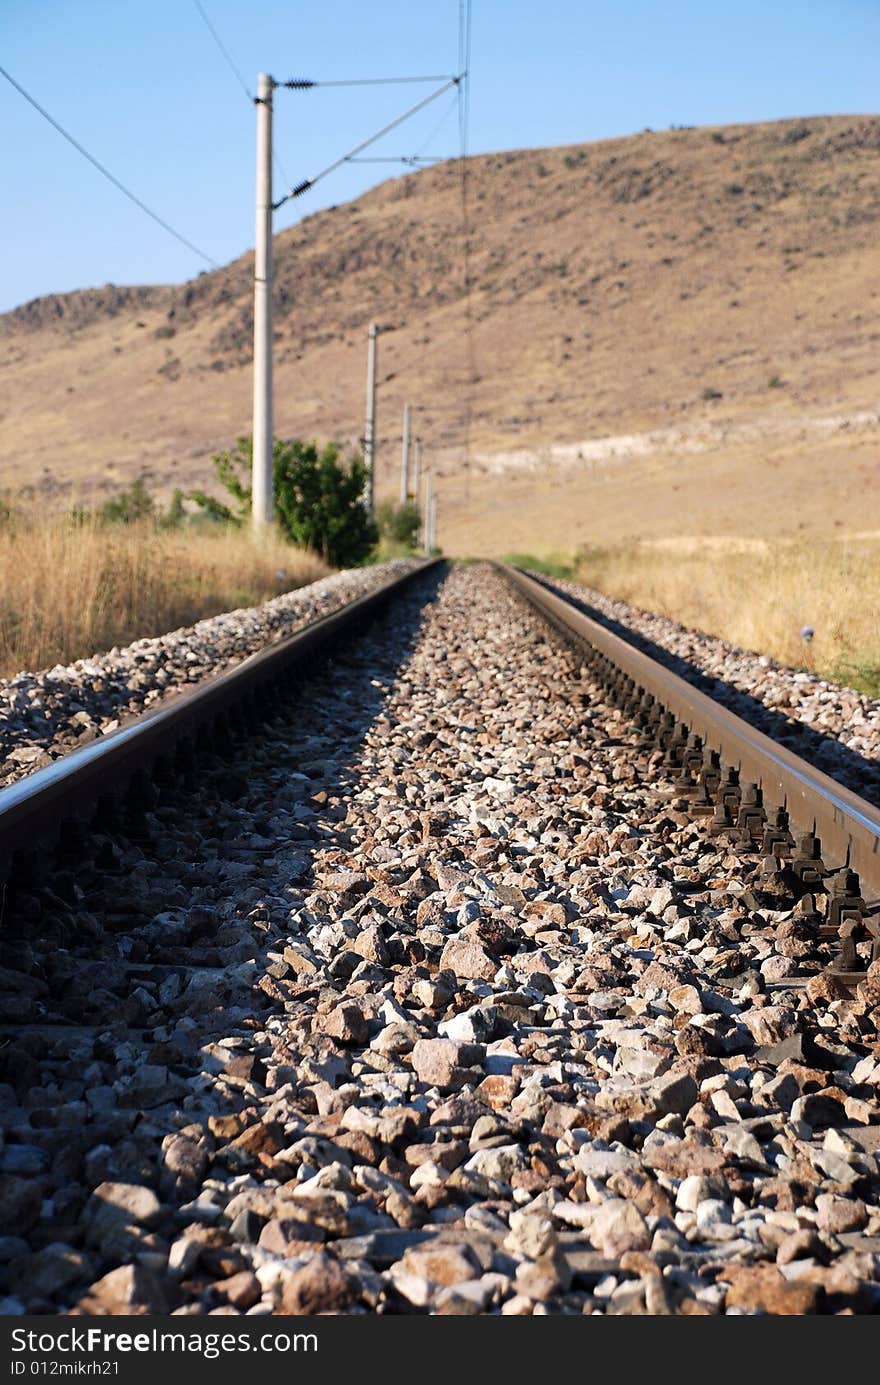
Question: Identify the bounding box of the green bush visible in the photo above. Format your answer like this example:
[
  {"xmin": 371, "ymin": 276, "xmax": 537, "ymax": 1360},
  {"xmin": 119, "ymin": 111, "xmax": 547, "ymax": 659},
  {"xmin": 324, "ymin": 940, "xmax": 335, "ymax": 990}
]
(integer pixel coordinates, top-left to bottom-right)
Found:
[
  {"xmin": 159, "ymin": 488, "xmax": 187, "ymax": 528},
  {"xmin": 71, "ymin": 481, "xmax": 188, "ymax": 530},
  {"xmin": 376, "ymin": 500, "xmax": 420, "ymax": 548},
  {"xmin": 99, "ymin": 477, "xmax": 155, "ymax": 524},
  {"xmin": 192, "ymin": 435, "xmax": 378, "ymax": 568}
]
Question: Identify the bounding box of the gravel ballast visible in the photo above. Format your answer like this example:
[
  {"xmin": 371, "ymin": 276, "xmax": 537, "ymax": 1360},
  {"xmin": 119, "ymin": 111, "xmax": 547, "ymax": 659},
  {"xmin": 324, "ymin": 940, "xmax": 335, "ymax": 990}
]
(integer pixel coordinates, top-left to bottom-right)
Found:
[
  {"xmin": 0, "ymin": 559, "xmax": 421, "ymax": 789},
  {"xmin": 542, "ymin": 573, "xmax": 880, "ymax": 806},
  {"xmin": 0, "ymin": 563, "xmax": 878, "ymax": 1316}
]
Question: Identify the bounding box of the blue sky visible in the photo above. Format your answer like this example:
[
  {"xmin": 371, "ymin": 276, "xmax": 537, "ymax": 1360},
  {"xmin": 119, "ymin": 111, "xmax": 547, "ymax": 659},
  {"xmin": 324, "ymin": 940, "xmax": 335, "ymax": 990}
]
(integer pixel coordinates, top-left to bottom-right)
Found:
[{"xmin": 2, "ymin": 0, "xmax": 878, "ymax": 312}]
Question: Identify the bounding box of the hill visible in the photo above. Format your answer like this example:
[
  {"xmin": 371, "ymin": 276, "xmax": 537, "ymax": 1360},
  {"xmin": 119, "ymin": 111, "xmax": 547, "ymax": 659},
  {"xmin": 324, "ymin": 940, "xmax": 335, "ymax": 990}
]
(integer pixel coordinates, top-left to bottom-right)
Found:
[{"xmin": 2, "ymin": 113, "xmax": 879, "ymax": 555}]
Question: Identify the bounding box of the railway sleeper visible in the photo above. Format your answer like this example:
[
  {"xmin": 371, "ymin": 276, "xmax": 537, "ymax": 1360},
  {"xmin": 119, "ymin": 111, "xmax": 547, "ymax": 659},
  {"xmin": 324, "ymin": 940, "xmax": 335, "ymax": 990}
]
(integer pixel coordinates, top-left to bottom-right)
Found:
[
  {"xmin": 563, "ymin": 618, "xmax": 875, "ymax": 981},
  {"xmin": 506, "ymin": 567, "xmax": 880, "ymax": 1012},
  {"xmin": 0, "ymin": 561, "xmax": 442, "ymax": 895},
  {"xmin": 506, "ymin": 568, "xmax": 880, "ymax": 990}
]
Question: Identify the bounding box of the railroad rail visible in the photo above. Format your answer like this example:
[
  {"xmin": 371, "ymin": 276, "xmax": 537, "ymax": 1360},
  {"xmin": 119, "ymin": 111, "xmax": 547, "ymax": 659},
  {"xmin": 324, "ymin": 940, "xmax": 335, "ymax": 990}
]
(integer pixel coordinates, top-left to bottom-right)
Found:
[
  {"xmin": 0, "ymin": 558, "xmax": 441, "ymax": 884},
  {"xmin": 498, "ymin": 563, "xmax": 880, "ymax": 979},
  {"xmin": 3, "ymin": 555, "xmax": 878, "ymax": 978},
  {"xmin": 2, "ymin": 559, "xmax": 879, "ymax": 1318}
]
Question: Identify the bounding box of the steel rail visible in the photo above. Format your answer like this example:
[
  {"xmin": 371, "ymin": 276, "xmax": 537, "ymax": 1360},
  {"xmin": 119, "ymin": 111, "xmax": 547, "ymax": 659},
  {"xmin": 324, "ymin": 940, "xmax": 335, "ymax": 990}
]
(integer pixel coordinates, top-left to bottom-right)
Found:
[
  {"xmin": 498, "ymin": 563, "xmax": 880, "ymax": 903},
  {"xmin": 0, "ymin": 560, "xmax": 441, "ymax": 878}
]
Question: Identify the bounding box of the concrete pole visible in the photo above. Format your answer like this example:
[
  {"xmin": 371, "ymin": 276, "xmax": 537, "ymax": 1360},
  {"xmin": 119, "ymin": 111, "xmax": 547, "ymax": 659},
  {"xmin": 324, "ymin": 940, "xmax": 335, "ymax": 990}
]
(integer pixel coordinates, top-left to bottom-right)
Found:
[
  {"xmin": 363, "ymin": 322, "xmax": 378, "ymax": 514},
  {"xmin": 252, "ymin": 72, "xmax": 274, "ymax": 530},
  {"xmin": 429, "ymin": 492, "xmax": 438, "ymax": 553},
  {"xmin": 422, "ymin": 471, "xmax": 432, "ymax": 555},
  {"xmin": 400, "ymin": 402, "xmax": 411, "ymax": 505},
  {"xmin": 411, "ymin": 438, "xmax": 422, "ymax": 502}
]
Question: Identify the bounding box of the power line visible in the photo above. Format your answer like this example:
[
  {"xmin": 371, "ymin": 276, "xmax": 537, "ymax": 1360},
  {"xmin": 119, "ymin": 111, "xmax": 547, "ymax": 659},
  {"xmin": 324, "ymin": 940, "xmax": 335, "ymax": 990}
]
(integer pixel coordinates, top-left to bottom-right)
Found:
[
  {"xmin": 413, "ymin": 88, "xmax": 461, "ymax": 157},
  {"xmin": 189, "ymin": 2, "xmax": 292, "ymax": 193},
  {"xmin": 191, "ymin": 0, "xmax": 252, "ymax": 101},
  {"xmin": 0, "ymin": 62, "xmax": 219, "ymax": 269},
  {"xmin": 273, "ymin": 75, "xmax": 461, "ymax": 209}
]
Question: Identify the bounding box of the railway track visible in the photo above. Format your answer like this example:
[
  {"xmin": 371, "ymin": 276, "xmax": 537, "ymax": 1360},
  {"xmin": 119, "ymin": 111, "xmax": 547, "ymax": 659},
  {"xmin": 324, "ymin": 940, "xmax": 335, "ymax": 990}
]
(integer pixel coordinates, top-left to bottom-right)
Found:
[
  {"xmin": 0, "ymin": 559, "xmax": 440, "ymax": 882},
  {"xmin": 500, "ymin": 565, "xmax": 880, "ymax": 988},
  {"xmin": 0, "ymin": 561, "xmax": 878, "ymax": 1317}
]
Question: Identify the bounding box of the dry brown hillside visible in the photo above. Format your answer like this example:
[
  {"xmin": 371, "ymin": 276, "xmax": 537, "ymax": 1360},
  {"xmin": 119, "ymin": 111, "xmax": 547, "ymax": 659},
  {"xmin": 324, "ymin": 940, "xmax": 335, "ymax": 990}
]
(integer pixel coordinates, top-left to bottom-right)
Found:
[{"xmin": 2, "ymin": 113, "xmax": 879, "ymax": 555}]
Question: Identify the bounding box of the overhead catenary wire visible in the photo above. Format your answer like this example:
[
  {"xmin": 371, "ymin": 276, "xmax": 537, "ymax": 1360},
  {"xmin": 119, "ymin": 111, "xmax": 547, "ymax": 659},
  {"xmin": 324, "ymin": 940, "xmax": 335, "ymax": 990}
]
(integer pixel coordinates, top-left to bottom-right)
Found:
[
  {"xmin": 412, "ymin": 87, "xmax": 461, "ymax": 157},
  {"xmin": 190, "ymin": 0, "xmax": 252, "ymax": 100},
  {"xmin": 273, "ymin": 75, "xmax": 461, "ymax": 209},
  {"xmin": 189, "ymin": 1, "xmax": 292, "ymax": 195},
  {"xmin": 0, "ymin": 62, "xmax": 219, "ymax": 268}
]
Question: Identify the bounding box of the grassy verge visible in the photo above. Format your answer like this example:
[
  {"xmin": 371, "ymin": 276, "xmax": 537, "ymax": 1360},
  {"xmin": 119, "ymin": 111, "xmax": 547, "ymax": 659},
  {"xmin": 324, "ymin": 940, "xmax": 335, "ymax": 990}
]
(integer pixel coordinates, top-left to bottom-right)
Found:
[
  {"xmin": 372, "ymin": 537, "xmax": 421, "ymax": 563},
  {"xmin": 0, "ymin": 518, "xmax": 329, "ymax": 679},
  {"xmin": 502, "ymin": 552, "xmax": 576, "ymax": 578},
  {"xmin": 574, "ymin": 537, "xmax": 880, "ymax": 696}
]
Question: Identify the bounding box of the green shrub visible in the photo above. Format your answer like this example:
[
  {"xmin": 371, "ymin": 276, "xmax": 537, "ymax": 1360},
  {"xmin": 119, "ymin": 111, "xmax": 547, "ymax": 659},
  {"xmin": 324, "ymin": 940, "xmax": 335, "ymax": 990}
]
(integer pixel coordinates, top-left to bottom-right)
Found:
[
  {"xmin": 73, "ymin": 481, "xmax": 189, "ymax": 530},
  {"xmin": 159, "ymin": 488, "xmax": 186, "ymax": 528},
  {"xmin": 192, "ymin": 436, "xmax": 378, "ymax": 568},
  {"xmin": 376, "ymin": 501, "xmax": 420, "ymax": 547},
  {"xmin": 99, "ymin": 477, "xmax": 155, "ymax": 524}
]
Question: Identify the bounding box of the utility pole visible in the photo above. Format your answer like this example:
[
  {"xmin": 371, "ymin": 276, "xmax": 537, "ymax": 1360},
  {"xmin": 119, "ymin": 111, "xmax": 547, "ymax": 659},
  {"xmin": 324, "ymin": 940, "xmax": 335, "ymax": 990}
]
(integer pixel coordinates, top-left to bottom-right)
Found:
[
  {"xmin": 252, "ymin": 72, "xmax": 274, "ymax": 531},
  {"xmin": 411, "ymin": 438, "xmax": 422, "ymax": 502},
  {"xmin": 400, "ymin": 402, "xmax": 411, "ymax": 505},
  {"xmin": 422, "ymin": 471, "xmax": 432, "ymax": 555},
  {"xmin": 428, "ymin": 492, "xmax": 438, "ymax": 554},
  {"xmin": 363, "ymin": 322, "xmax": 378, "ymax": 514}
]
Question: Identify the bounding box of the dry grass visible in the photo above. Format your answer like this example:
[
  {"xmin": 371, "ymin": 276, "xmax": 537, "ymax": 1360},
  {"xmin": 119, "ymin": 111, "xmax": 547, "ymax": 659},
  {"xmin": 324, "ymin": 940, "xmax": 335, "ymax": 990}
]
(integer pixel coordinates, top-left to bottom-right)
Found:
[
  {"xmin": 0, "ymin": 519, "xmax": 329, "ymax": 679},
  {"xmin": 574, "ymin": 536, "xmax": 880, "ymax": 695}
]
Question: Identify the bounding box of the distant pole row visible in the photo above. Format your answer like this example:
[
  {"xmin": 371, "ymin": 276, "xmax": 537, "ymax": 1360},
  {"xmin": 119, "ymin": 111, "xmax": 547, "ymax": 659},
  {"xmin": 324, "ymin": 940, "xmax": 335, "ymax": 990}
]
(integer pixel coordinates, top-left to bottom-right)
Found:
[
  {"xmin": 362, "ymin": 321, "xmax": 437, "ymax": 551},
  {"xmin": 401, "ymin": 403, "xmax": 437, "ymax": 553}
]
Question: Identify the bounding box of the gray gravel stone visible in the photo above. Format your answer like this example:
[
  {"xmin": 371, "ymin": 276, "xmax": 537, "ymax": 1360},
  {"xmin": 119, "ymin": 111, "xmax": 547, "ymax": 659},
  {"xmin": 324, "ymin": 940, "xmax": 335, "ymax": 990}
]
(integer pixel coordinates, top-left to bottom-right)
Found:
[{"xmin": 4, "ymin": 562, "xmax": 878, "ymax": 1318}]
